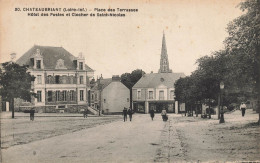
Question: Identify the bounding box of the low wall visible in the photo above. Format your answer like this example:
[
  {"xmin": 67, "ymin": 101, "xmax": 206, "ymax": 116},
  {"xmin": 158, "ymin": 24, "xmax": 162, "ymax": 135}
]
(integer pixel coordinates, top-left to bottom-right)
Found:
[{"xmin": 16, "ymin": 105, "xmax": 88, "ymax": 113}]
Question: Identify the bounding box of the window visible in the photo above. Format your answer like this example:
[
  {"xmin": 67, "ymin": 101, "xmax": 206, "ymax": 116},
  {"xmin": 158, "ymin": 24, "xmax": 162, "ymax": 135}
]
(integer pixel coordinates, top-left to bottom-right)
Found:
[
  {"xmin": 62, "ymin": 91, "xmax": 67, "ymax": 101},
  {"xmin": 70, "ymin": 76, "xmax": 74, "ymax": 84},
  {"xmin": 55, "ymin": 75, "xmax": 60, "ymax": 84},
  {"xmin": 149, "ymin": 91, "xmax": 153, "ymax": 99},
  {"xmin": 80, "ymin": 90, "xmax": 84, "ymax": 101},
  {"xmin": 95, "ymin": 93, "xmax": 97, "ymax": 101},
  {"xmin": 163, "ymin": 59, "xmax": 167, "ymax": 64},
  {"xmin": 70, "ymin": 90, "xmax": 75, "ymax": 101},
  {"xmin": 79, "ymin": 62, "xmax": 83, "ymax": 70},
  {"xmin": 56, "ymin": 91, "xmax": 60, "ymax": 101},
  {"xmin": 91, "ymin": 94, "xmax": 94, "ymax": 100},
  {"xmin": 127, "ymin": 98, "xmax": 129, "ymax": 102},
  {"xmin": 37, "ymin": 91, "xmax": 42, "ymax": 102},
  {"xmin": 47, "ymin": 91, "xmax": 52, "ymax": 102},
  {"xmin": 170, "ymin": 90, "xmax": 174, "ymax": 99},
  {"xmin": 159, "ymin": 90, "xmax": 164, "ymax": 100},
  {"xmin": 47, "ymin": 75, "xmax": 52, "ymax": 84},
  {"xmin": 36, "ymin": 60, "xmax": 41, "ymax": 69},
  {"xmin": 62, "ymin": 76, "xmax": 67, "ymax": 84},
  {"xmin": 37, "ymin": 75, "xmax": 42, "ymax": 84},
  {"xmin": 104, "ymin": 99, "xmax": 106, "ymax": 103},
  {"xmin": 80, "ymin": 76, "xmax": 84, "ymax": 84},
  {"xmin": 137, "ymin": 91, "xmax": 141, "ymax": 99}
]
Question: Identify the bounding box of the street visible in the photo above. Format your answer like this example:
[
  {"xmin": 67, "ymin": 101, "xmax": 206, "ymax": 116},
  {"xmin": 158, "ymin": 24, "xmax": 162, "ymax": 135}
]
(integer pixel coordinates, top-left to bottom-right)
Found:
[{"xmin": 1, "ymin": 110, "xmax": 260, "ymax": 163}]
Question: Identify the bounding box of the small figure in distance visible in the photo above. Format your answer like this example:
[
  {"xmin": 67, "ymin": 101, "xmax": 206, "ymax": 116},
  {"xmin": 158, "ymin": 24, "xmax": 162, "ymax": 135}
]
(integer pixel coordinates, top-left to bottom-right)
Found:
[
  {"xmin": 30, "ymin": 108, "xmax": 35, "ymax": 121},
  {"xmin": 161, "ymin": 108, "xmax": 168, "ymax": 121},
  {"xmin": 150, "ymin": 109, "xmax": 155, "ymax": 121},
  {"xmin": 83, "ymin": 108, "xmax": 88, "ymax": 118},
  {"xmin": 123, "ymin": 107, "xmax": 128, "ymax": 122},
  {"xmin": 240, "ymin": 102, "xmax": 247, "ymax": 117},
  {"xmin": 128, "ymin": 107, "xmax": 133, "ymax": 122}
]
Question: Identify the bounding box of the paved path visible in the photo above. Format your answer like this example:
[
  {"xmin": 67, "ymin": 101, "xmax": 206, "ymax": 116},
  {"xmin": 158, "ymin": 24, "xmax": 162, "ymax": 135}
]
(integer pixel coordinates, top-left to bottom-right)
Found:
[
  {"xmin": 2, "ymin": 110, "xmax": 259, "ymax": 163},
  {"xmin": 2, "ymin": 114, "xmax": 166, "ymax": 163}
]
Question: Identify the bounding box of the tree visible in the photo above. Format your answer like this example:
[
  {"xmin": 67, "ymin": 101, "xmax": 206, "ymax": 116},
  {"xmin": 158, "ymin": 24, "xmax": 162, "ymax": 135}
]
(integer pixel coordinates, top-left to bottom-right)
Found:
[
  {"xmin": 224, "ymin": 0, "xmax": 260, "ymax": 123},
  {"xmin": 121, "ymin": 69, "xmax": 145, "ymax": 108},
  {"xmin": 0, "ymin": 62, "xmax": 35, "ymax": 118},
  {"xmin": 174, "ymin": 0, "xmax": 259, "ymax": 122}
]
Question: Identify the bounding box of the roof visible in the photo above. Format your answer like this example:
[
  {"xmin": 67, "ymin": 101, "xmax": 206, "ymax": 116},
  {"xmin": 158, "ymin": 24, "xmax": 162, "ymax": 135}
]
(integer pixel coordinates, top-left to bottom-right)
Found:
[
  {"xmin": 92, "ymin": 78, "xmax": 113, "ymax": 90},
  {"xmin": 133, "ymin": 72, "xmax": 185, "ymax": 88},
  {"xmin": 16, "ymin": 45, "xmax": 94, "ymax": 71}
]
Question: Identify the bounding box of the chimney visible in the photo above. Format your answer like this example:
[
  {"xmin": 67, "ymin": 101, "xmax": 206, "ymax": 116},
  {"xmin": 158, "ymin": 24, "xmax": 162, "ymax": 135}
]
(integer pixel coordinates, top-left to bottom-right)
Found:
[
  {"xmin": 112, "ymin": 75, "xmax": 121, "ymax": 81},
  {"xmin": 10, "ymin": 53, "xmax": 16, "ymax": 62}
]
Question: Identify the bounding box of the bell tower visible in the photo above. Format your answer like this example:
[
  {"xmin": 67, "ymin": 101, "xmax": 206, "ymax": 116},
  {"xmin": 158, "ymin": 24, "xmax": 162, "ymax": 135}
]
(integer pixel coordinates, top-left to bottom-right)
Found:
[{"xmin": 158, "ymin": 32, "xmax": 172, "ymax": 73}]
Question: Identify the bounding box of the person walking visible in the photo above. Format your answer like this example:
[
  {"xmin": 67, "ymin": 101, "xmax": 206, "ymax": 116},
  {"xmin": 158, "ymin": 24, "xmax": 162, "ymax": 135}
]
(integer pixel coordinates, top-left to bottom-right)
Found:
[
  {"xmin": 83, "ymin": 108, "xmax": 88, "ymax": 118},
  {"xmin": 240, "ymin": 102, "xmax": 247, "ymax": 117},
  {"xmin": 30, "ymin": 108, "xmax": 35, "ymax": 121},
  {"xmin": 128, "ymin": 107, "xmax": 133, "ymax": 121},
  {"xmin": 161, "ymin": 109, "xmax": 168, "ymax": 121},
  {"xmin": 123, "ymin": 107, "xmax": 128, "ymax": 122},
  {"xmin": 150, "ymin": 109, "xmax": 155, "ymax": 120}
]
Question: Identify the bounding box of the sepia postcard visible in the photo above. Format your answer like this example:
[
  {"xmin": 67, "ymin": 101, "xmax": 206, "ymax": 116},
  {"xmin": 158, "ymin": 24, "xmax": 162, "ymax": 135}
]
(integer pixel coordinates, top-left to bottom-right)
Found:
[{"xmin": 0, "ymin": 0, "xmax": 259, "ymax": 162}]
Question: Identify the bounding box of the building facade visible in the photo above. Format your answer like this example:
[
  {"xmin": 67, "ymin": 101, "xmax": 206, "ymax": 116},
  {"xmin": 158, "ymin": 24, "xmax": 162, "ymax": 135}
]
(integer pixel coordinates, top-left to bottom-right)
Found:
[
  {"xmin": 132, "ymin": 33, "xmax": 185, "ymax": 114},
  {"xmin": 15, "ymin": 45, "xmax": 94, "ymax": 113},
  {"xmin": 89, "ymin": 75, "xmax": 130, "ymax": 114}
]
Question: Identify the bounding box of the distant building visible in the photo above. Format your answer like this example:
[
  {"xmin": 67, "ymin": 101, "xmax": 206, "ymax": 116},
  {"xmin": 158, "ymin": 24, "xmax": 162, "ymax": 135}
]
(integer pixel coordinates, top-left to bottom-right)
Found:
[
  {"xmin": 132, "ymin": 33, "xmax": 185, "ymax": 114},
  {"xmin": 89, "ymin": 75, "xmax": 130, "ymax": 114},
  {"xmin": 14, "ymin": 45, "xmax": 94, "ymax": 113}
]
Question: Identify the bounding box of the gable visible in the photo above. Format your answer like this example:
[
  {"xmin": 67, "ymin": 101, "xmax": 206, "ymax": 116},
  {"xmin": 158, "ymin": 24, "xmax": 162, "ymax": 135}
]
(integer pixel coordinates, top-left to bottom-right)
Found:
[
  {"xmin": 16, "ymin": 45, "xmax": 94, "ymax": 71},
  {"xmin": 133, "ymin": 72, "xmax": 185, "ymax": 88}
]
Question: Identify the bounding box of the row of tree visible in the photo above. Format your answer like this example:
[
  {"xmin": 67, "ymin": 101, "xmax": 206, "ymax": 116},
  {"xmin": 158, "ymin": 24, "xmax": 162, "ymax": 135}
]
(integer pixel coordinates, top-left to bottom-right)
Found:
[{"xmin": 174, "ymin": 0, "xmax": 259, "ymax": 123}]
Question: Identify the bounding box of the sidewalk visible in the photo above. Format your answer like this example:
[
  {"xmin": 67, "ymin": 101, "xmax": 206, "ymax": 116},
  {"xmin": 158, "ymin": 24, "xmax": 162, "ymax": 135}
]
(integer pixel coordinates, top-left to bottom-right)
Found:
[{"xmin": 0, "ymin": 111, "xmax": 118, "ymax": 118}]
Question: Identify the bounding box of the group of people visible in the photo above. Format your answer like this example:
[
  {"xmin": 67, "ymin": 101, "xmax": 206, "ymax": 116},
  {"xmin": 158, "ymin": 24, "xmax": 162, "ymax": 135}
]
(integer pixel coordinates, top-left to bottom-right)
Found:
[
  {"xmin": 123, "ymin": 107, "xmax": 168, "ymax": 122},
  {"xmin": 123, "ymin": 107, "xmax": 133, "ymax": 122},
  {"xmin": 150, "ymin": 108, "xmax": 168, "ymax": 121}
]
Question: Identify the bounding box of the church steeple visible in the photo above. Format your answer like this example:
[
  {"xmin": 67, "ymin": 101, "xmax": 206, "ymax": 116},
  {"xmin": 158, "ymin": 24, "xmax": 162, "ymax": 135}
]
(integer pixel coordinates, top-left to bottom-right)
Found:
[{"xmin": 159, "ymin": 31, "xmax": 172, "ymax": 73}]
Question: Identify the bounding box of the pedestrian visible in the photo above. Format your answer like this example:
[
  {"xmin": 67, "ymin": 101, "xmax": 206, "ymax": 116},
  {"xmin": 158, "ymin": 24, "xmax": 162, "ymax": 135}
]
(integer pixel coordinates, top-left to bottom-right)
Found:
[
  {"xmin": 97, "ymin": 105, "xmax": 100, "ymax": 116},
  {"xmin": 30, "ymin": 108, "xmax": 35, "ymax": 121},
  {"xmin": 128, "ymin": 107, "xmax": 133, "ymax": 121},
  {"xmin": 240, "ymin": 102, "xmax": 247, "ymax": 117},
  {"xmin": 83, "ymin": 108, "xmax": 88, "ymax": 118},
  {"xmin": 123, "ymin": 107, "xmax": 128, "ymax": 122},
  {"xmin": 161, "ymin": 108, "xmax": 168, "ymax": 121},
  {"xmin": 150, "ymin": 109, "xmax": 155, "ymax": 120}
]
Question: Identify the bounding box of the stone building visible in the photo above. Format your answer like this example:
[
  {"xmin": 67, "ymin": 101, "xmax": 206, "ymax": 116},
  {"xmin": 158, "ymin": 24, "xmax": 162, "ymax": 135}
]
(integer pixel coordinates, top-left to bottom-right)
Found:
[
  {"xmin": 89, "ymin": 75, "xmax": 130, "ymax": 114},
  {"xmin": 132, "ymin": 33, "xmax": 185, "ymax": 114},
  {"xmin": 15, "ymin": 45, "xmax": 94, "ymax": 113}
]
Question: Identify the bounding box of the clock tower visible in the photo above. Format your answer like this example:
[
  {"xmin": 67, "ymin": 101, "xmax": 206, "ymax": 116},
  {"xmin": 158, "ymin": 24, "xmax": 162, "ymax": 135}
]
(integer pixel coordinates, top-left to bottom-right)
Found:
[{"xmin": 158, "ymin": 32, "xmax": 172, "ymax": 73}]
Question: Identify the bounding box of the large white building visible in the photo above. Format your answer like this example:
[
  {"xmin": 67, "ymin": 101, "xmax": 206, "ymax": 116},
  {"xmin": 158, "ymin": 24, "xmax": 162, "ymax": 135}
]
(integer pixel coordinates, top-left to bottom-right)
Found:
[
  {"xmin": 15, "ymin": 45, "xmax": 94, "ymax": 113},
  {"xmin": 132, "ymin": 33, "xmax": 185, "ymax": 114}
]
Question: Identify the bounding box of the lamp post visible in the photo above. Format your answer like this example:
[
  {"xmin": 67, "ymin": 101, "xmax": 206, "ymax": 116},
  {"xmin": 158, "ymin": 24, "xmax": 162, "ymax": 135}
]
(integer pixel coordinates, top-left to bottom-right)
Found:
[{"xmin": 219, "ymin": 81, "xmax": 225, "ymax": 123}]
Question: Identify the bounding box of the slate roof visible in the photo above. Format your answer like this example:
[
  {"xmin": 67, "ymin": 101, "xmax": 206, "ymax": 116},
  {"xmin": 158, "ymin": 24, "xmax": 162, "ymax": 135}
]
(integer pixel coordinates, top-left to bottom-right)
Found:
[
  {"xmin": 16, "ymin": 45, "xmax": 94, "ymax": 71},
  {"xmin": 92, "ymin": 78, "xmax": 113, "ymax": 90},
  {"xmin": 133, "ymin": 72, "xmax": 185, "ymax": 88}
]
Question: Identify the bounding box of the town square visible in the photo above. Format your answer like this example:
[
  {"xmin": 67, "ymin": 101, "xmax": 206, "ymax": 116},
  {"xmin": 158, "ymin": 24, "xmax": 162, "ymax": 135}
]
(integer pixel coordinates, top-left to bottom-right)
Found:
[{"xmin": 0, "ymin": 0, "xmax": 260, "ymax": 162}]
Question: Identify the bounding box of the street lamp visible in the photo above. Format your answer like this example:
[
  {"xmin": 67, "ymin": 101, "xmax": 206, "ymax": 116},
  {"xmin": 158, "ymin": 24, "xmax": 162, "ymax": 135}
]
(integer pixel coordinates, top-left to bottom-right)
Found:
[{"xmin": 219, "ymin": 81, "xmax": 225, "ymax": 123}]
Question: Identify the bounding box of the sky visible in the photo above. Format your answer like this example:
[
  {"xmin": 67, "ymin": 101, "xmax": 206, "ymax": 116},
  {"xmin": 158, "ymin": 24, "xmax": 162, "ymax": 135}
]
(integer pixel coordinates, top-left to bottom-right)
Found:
[{"xmin": 0, "ymin": 0, "xmax": 244, "ymax": 78}]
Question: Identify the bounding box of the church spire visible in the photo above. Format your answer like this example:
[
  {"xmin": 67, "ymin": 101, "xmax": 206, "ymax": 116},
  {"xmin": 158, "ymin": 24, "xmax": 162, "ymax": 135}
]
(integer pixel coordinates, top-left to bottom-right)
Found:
[{"xmin": 158, "ymin": 32, "xmax": 172, "ymax": 73}]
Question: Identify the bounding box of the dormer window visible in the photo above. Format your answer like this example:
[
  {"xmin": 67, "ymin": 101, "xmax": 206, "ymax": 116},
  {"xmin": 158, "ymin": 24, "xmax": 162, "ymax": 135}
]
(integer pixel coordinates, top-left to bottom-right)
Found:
[
  {"xmin": 36, "ymin": 60, "xmax": 41, "ymax": 69},
  {"xmin": 79, "ymin": 62, "xmax": 83, "ymax": 70}
]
